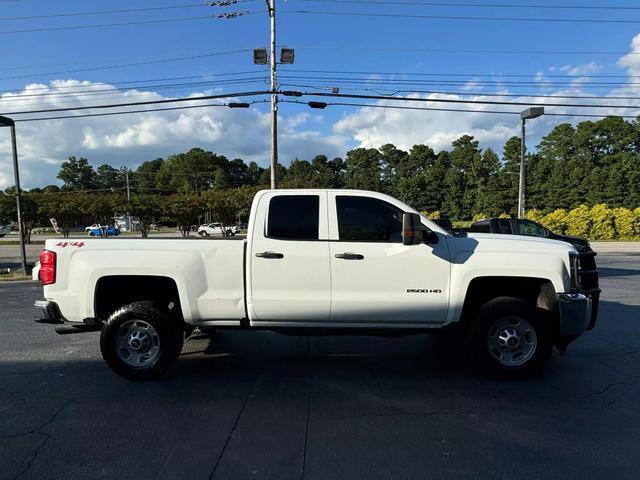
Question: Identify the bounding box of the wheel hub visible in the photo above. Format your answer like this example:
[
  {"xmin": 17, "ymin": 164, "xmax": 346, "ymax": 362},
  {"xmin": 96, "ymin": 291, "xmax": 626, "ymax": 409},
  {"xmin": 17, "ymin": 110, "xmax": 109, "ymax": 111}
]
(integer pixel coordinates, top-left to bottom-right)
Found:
[
  {"xmin": 487, "ymin": 317, "xmax": 537, "ymax": 367},
  {"xmin": 115, "ymin": 320, "xmax": 161, "ymax": 368}
]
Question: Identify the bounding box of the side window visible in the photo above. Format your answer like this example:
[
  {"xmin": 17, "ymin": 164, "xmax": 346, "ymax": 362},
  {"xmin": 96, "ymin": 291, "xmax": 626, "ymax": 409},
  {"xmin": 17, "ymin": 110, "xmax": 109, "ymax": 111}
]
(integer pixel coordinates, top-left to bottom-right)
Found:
[
  {"xmin": 336, "ymin": 196, "xmax": 403, "ymax": 242},
  {"xmin": 267, "ymin": 195, "xmax": 319, "ymax": 240},
  {"xmin": 498, "ymin": 219, "xmax": 512, "ymax": 234},
  {"xmin": 518, "ymin": 220, "xmax": 545, "ymax": 238}
]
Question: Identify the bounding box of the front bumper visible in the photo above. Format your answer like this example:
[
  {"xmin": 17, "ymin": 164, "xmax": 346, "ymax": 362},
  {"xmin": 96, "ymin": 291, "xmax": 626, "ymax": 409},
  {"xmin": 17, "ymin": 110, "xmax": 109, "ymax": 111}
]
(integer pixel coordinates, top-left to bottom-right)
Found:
[
  {"xmin": 558, "ymin": 293, "xmax": 592, "ymax": 336},
  {"xmin": 34, "ymin": 300, "xmax": 64, "ymax": 324}
]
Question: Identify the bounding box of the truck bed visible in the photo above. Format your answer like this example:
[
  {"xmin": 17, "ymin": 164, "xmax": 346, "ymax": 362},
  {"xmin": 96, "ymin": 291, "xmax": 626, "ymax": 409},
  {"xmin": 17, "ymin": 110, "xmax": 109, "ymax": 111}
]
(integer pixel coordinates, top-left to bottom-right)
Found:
[{"xmin": 42, "ymin": 237, "xmax": 247, "ymax": 324}]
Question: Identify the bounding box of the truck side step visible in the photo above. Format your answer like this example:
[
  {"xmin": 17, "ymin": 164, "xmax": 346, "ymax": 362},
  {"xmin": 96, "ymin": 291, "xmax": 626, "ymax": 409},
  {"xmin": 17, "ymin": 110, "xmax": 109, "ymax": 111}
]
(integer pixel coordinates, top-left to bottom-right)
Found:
[{"xmin": 54, "ymin": 324, "xmax": 102, "ymax": 335}]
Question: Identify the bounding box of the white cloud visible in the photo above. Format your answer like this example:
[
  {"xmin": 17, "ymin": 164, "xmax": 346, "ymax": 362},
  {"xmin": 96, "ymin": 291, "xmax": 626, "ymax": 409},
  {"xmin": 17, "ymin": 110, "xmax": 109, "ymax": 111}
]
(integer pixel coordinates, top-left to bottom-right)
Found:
[
  {"xmin": 560, "ymin": 62, "xmax": 602, "ymax": 76},
  {"xmin": 0, "ymin": 81, "xmax": 346, "ymax": 189},
  {"xmin": 618, "ymin": 33, "xmax": 640, "ymax": 75}
]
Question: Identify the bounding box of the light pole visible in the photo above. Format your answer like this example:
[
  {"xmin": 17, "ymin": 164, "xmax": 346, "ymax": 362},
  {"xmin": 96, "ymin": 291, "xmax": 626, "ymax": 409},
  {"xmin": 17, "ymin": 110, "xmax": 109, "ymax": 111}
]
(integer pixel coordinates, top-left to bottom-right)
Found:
[
  {"xmin": 0, "ymin": 115, "xmax": 28, "ymax": 274},
  {"xmin": 518, "ymin": 107, "xmax": 544, "ymax": 219},
  {"xmin": 253, "ymin": 1, "xmax": 294, "ymax": 189}
]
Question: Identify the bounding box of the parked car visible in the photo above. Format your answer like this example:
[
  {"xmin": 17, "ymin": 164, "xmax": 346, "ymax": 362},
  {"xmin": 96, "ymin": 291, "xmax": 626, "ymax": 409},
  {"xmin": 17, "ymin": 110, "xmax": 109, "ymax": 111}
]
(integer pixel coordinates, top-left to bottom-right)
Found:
[
  {"xmin": 85, "ymin": 224, "xmax": 105, "ymax": 232},
  {"xmin": 88, "ymin": 225, "xmax": 121, "ymax": 237},
  {"xmin": 34, "ymin": 189, "xmax": 599, "ymax": 380},
  {"xmin": 197, "ymin": 223, "xmax": 235, "ymax": 237},
  {"xmin": 468, "ymin": 218, "xmax": 592, "ymax": 252},
  {"xmin": 0, "ymin": 224, "xmax": 10, "ymax": 237},
  {"xmin": 468, "ymin": 217, "xmax": 601, "ymax": 324}
]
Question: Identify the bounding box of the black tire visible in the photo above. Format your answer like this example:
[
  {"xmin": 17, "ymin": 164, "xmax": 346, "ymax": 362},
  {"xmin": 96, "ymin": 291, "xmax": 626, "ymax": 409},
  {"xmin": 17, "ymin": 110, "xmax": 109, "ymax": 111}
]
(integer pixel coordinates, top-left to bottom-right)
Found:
[
  {"xmin": 199, "ymin": 231, "xmax": 208, "ymax": 237},
  {"xmin": 100, "ymin": 302, "xmax": 184, "ymax": 380},
  {"xmin": 468, "ymin": 296, "xmax": 553, "ymax": 379}
]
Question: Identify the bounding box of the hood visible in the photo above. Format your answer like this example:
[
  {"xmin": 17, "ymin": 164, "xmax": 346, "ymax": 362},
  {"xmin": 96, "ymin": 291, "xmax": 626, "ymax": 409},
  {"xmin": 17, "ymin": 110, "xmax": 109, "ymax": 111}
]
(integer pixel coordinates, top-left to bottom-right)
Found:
[{"xmin": 464, "ymin": 232, "xmax": 577, "ymax": 254}]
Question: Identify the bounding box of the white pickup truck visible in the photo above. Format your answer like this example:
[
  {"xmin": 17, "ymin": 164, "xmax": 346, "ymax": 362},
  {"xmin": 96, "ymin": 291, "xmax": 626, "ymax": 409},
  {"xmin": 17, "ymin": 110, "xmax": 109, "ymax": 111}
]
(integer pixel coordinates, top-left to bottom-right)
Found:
[{"xmin": 34, "ymin": 189, "xmax": 598, "ymax": 380}]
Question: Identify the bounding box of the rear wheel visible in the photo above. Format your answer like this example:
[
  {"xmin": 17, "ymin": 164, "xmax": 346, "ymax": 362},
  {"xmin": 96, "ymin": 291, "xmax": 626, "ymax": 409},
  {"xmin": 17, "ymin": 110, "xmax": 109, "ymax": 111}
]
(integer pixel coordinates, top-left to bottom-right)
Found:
[
  {"xmin": 468, "ymin": 297, "xmax": 553, "ymax": 378},
  {"xmin": 100, "ymin": 303, "xmax": 183, "ymax": 380}
]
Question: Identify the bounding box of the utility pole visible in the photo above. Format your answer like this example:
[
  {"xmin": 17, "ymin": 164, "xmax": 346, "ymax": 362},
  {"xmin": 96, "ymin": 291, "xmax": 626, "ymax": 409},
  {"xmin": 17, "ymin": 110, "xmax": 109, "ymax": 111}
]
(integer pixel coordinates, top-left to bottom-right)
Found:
[
  {"xmin": 0, "ymin": 116, "xmax": 27, "ymax": 274},
  {"xmin": 125, "ymin": 169, "xmax": 132, "ymax": 233},
  {"xmin": 518, "ymin": 118, "xmax": 526, "ymax": 219},
  {"xmin": 267, "ymin": 0, "xmax": 278, "ymax": 189},
  {"xmin": 518, "ymin": 107, "xmax": 544, "ymax": 219}
]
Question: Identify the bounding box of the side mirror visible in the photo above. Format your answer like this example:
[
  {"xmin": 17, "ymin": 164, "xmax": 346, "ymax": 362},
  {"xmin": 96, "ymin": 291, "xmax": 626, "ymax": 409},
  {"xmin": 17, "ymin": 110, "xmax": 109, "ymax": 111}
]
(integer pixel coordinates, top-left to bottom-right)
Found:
[{"xmin": 402, "ymin": 212, "xmax": 438, "ymax": 245}]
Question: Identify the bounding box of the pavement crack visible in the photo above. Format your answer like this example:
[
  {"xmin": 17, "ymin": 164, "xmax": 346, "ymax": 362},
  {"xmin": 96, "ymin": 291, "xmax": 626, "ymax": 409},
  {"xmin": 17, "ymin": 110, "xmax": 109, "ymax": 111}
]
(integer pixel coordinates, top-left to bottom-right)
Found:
[
  {"xmin": 589, "ymin": 379, "xmax": 640, "ymax": 397},
  {"xmin": 321, "ymin": 410, "xmax": 457, "ymax": 421},
  {"xmin": 300, "ymin": 379, "xmax": 313, "ymax": 480},
  {"xmin": 0, "ymin": 398, "xmax": 75, "ymax": 440},
  {"xmin": 9, "ymin": 432, "xmax": 51, "ymax": 480},
  {"xmin": 208, "ymin": 378, "xmax": 258, "ymax": 480}
]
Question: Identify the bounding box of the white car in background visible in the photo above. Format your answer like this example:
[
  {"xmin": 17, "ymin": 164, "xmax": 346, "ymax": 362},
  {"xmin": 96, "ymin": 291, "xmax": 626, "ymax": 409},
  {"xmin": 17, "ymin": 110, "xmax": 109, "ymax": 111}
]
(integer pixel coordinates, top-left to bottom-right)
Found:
[
  {"xmin": 197, "ymin": 223, "xmax": 234, "ymax": 237},
  {"xmin": 85, "ymin": 224, "xmax": 105, "ymax": 232},
  {"xmin": 0, "ymin": 224, "xmax": 11, "ymax": 237}
]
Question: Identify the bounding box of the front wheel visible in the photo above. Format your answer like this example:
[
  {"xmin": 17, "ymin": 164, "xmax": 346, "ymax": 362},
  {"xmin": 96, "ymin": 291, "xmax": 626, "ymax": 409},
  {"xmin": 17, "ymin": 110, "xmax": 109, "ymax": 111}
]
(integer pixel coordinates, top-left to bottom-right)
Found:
[
  {"xmin": 468, "ymin": 297, "xmax": 553, "ymax": 379},
  {"xmin": 100, "ymin": 303, "xmax": 183, "ymax": 380},
  {"xmin": 199, "ymin": 231, "xmax": 208, "ymax": 237}
]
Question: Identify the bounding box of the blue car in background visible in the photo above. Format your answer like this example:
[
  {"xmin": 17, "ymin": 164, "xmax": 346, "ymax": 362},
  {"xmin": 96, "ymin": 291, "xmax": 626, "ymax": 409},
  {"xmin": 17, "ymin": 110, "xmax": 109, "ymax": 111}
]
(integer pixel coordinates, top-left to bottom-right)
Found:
[{"xmin": 88, "ymin": 225, "xmax": 121, "ymax": 237}]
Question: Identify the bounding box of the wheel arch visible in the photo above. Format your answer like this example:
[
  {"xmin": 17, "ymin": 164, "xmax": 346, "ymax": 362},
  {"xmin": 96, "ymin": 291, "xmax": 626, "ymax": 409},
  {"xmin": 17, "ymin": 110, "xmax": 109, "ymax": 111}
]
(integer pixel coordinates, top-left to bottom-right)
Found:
[
  {"xmin": 458, "ymin": 276, "xmax": 558, "ymax": 329},
  {"xmin": 94, "ymin": 275, "xmax": 184, "ymax": 328}
]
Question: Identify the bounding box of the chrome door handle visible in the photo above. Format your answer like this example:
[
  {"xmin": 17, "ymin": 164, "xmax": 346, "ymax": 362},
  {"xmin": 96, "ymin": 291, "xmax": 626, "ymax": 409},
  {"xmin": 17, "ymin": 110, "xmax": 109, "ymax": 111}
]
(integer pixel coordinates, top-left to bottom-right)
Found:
[
  {"xmin": 255, "ymin": 251, "xmax": 284, "ymax": 259},
  {"xmin": 335, "ymin": 252, "xmax": 364, "ymax": 260}
]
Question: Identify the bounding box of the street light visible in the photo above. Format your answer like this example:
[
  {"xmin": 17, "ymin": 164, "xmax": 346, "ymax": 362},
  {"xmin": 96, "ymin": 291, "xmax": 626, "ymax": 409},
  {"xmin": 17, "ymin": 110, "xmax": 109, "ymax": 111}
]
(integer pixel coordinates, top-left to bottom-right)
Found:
[
  {"xmin": 518, "ymin": 107, "xmax": 544, "ymax": 219},
  {"xmin": 0, "ymin": 115, "xmax": 28, "ymax": 274}
]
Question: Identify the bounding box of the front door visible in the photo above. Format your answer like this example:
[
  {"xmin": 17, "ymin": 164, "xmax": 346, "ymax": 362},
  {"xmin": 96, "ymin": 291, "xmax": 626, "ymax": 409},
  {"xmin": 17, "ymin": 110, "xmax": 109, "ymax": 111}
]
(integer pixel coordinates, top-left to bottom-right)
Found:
[
  {"xmin": 328, "ymin": 194, "xmax": 450, "ymax": 325},
  {"xmin": 249, "ymin": 192, "xmax": 331, "ymax": 323}
]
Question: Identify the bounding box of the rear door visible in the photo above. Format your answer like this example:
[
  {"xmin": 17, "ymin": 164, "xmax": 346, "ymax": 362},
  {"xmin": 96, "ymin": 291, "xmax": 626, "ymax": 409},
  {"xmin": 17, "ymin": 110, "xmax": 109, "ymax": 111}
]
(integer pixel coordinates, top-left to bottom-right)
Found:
[
  {"xmin": 328, "ymin": 194, "xmax": 450, "ymax": 324},
  {"xmin": 248, "ymin": 192, "xmax": 331, "ymax": 323}
]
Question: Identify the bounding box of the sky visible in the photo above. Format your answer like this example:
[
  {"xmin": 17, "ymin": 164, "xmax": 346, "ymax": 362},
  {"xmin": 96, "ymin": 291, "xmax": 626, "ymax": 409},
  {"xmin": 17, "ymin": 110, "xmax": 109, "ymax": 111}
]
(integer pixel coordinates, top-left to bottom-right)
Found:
[{"xmin": 1, "ymin": 0, "xmax": 640, "ymax": 188}]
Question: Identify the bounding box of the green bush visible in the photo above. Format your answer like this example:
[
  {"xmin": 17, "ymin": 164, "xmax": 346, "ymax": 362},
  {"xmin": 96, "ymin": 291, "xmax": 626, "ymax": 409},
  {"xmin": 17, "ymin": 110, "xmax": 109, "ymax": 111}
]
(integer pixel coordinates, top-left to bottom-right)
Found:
[
  {"xmin": 566, "ymin": 205, "xmax": 591, "ymax": 238},
  {"xmin": 422, "ymin": 210, "xmax": 441, "ymax": 220},
  {"xmin": 497, "ymin": 212, "xmax": 511, "ymax": 219},
  {"xmin": 469, "ymin": 203, "xmax": 639, "ymax": 240},
  {"xmin": 613, "ymin": 207, "xmax": 639, "ymax": 240},
  {"xmin": 525, "ymin": 209, "xmax": 544, "ymax": 224},
  {"xmin": 542, "ymin": 209, "xmax": 568, "ymax": 235},
  {"xmin": 472, "ymin": 212, "xmax": 487, "ymax": 221},
  {"xmin": 590, "ymin": 204, "xmax": 616, "ymax": 240}
]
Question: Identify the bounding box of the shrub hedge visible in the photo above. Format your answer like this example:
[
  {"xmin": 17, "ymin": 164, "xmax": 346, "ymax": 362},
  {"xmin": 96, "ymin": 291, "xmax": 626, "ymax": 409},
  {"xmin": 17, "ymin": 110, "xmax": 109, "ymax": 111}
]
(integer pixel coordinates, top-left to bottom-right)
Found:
[{"xmin": 425, "ymin": 205, "xmax": 640, "ymax": 240}]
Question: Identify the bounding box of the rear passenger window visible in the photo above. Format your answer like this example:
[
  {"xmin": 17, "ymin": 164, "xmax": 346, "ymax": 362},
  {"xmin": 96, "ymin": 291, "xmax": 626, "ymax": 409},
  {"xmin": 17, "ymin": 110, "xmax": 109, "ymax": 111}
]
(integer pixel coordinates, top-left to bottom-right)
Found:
[{"xmin": 267, "ymin": 195, "xmax": 319, "ymax": 240}]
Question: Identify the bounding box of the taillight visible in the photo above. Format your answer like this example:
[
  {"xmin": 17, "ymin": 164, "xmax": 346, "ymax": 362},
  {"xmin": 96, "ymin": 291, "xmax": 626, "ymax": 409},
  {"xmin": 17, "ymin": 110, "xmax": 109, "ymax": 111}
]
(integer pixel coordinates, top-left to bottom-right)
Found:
[{"xmin": 39, "ymin": 250, "xmax": 56, "ymax": 285}]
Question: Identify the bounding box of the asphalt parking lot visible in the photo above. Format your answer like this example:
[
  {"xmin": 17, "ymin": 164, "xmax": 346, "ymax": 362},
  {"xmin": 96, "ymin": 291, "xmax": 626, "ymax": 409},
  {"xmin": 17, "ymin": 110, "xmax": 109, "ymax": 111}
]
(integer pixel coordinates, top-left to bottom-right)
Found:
[{"xmin": 1, "ymin": 248, "xmax": 639, "ymax": 480}]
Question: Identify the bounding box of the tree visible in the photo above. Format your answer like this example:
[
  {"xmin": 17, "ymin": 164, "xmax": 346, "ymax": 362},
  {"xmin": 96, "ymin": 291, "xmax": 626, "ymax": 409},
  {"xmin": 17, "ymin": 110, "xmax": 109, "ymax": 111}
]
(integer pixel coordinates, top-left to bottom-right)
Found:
[
  {"xmin": 95, "ymin": 164, "xmax": 126, "ymax": 191},
  {"xmin": 57, "ymin": 157, "xmax": 96, "ymax": 190},
  {"xmin": 166, "ymin": 193, "xmax": 203, "ymax": 237},
  {"xmin": 38, "ymin": 192, "xmax": 90, "ymax": 238},
  {"xmin": 130, "ymin": 194, "xmax": 164, "ymax": 237},
  {"xmin": 0, "ymin": 191, "xmax": 41, "ymax": 243},
  {"xmin": 344, "ymin": 148, "xmax": 382, "ymax": 190},
  {"xmin": 135, "ymin": 158, "xmax": 164, "ymax": 194}
]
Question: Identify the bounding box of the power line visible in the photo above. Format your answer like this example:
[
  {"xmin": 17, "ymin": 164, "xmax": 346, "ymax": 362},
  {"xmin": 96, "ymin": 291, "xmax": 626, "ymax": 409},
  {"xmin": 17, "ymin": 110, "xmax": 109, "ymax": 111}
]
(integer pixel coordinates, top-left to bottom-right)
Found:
[
  {"xmin": 16, "ymin": 100, "xmax": 270, "ymax": 123},
  {"xmin": 0, "ymin": 76, "xmax": 269, "ymax": 102},
  {"xmin": 0, "ymin": 12, "xmax": 256, "ymax": 35},
  {"xmin": 0, "ymin": 3, "xmax": 217, "ymax": 21},
  {"xmin": 285, "ymin": 68, "xmax": 640, "ymax": 79},
  {"xmin": 4, "ymin": 90, "xmax": 270, "ymax": 116},
  {"xmin": 0, "ymin": 70, "xmax": 265, "ymax": 95},
  {"xmin": 283, "ymin": 9, "xmax": 640, "ymax": 24},
  {"xmin": 293, "ymin": 45, "xmax": 640, "ymax": 56},
  {"xmin": 278, "ymin": 83, "xmax": 640, "ymax": 101},
  {"xmin": 295, "ymin": 90, "xmax": 640, "ymax": 110},
  {"xmin": 0, "ymin": 49, "xmax": 256, "ymax": 81},
  {"xmin": 294, "ymin": 0, "xmax": 640, "ymax": 12},
  {"xmin": 281, "ymin": 99, "xmax": 640, "ymax": 119},
  {"xmin": 279, "ymin": 74, "xmax": 640, "ymax": 87}
]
